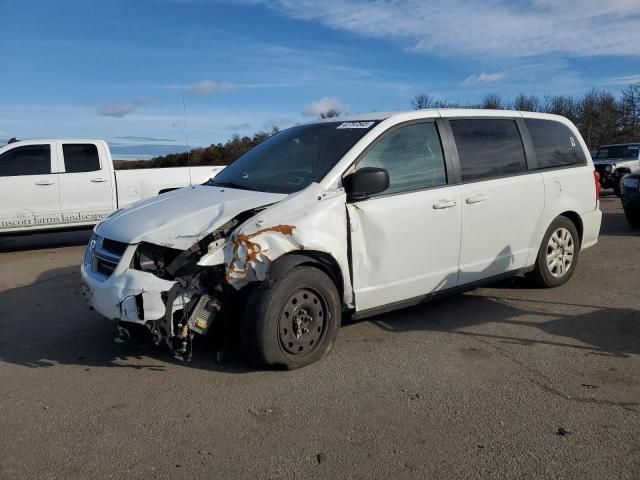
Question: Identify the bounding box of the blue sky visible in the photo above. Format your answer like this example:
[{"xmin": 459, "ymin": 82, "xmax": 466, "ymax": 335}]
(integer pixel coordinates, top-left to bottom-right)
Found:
[{"xmin": 1, "ymin": 0, "xmax": 640, "ymax": 158}]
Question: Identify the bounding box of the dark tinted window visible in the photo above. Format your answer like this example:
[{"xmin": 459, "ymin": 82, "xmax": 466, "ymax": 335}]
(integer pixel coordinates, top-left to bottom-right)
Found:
[
  {"xmin": 525, "ymin": 119, "xmax": 587, "ymax": 168},
  {"xmin": 63, "ymin": 144, "xmax": 101, "ymax": 173},
  {"xmin": 451, "ymin": 119, "xmax": 527, "ymax": 181},
  {"xmin": 357, "ymin": 122, "xmax": 446, "ymax": 194},
  {"xmin": 0, "ymin": 145, "xmax": 51, "ymax": 177}
]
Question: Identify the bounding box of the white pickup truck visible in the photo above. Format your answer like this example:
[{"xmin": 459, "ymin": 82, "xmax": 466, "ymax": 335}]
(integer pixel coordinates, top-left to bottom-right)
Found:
[{"xmin": 0, "ymin": 139, "xmax": 224, "ymax": 234}]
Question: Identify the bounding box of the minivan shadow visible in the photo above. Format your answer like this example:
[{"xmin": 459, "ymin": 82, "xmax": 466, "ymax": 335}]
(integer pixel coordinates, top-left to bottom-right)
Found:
[
  {"xmin": 360, "ymin": 289, "xmax": 639, "ymax": 358},
  {"xmin": 3, "ymin": 262, "xmax": 637, "ymax": 374},
  {"xmin": 0, "ymin": 265, "xmax": 253, "ymax": 373}
]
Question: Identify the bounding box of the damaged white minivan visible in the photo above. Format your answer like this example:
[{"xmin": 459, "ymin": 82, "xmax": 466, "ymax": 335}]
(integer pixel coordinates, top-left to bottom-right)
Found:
[{"xmin": 82, "ymin": 109, "xmax": 602, "ymax": 368}]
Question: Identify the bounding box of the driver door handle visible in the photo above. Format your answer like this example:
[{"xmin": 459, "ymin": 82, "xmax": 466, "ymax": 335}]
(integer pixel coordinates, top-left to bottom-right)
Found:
[
  {"xmin": 35, "ymin": 180, "xmax": 55, "ymax": 186},
  {"xmin": 91, "ymin": 177, "xmax": 108, "ymax": 183},
  {"xmin": 433, "ymin": 199, "xmax": 457, "ymax": 209}
]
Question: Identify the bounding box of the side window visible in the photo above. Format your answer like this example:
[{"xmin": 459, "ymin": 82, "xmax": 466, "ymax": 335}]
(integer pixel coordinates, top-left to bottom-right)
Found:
[
  {"xmin": 525, "ymin": 119, "xmax": 587, "ymax": 168},
  {"xmin": 450, "ymin": 119, "xmax": 527, "ymax": 182},
  {"xmin": 0, "ymin": 145, "xmax": 51, "ymax": 177},
  {"xmin": 357, "ymin": 122, "xmax": 447, "ymax": 194},
  {"xmin": 63, "ymin": 144, "xmax": 101, "ymax": 173}
]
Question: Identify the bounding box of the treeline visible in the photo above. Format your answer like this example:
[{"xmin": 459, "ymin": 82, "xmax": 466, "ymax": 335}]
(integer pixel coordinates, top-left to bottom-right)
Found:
[
  {"xmin": 114, "ymin": 127, "xmax": 280, "ymax": 170},
  {"xmin": 116, "ymin": 82, "xmax": 640, "ymax": 170},
  {"xmin": 412, "ymin": 83, "xmax": 640, "ymax": 150}
]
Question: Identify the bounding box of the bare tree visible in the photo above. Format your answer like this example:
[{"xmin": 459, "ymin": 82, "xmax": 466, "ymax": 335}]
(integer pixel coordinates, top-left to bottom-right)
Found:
[
  {"xmin": 620, "ymin": 82, "xmax": 640, "ymax": 141},
  {"xmin": 513, "ymin": 93, "xmax": 541, "ymax": 112},
  {"xmin": 320, "ymin": 109, "xmax": 341, "ymax": 119},
  {"xmin": 577, "ymin": 89, "xmax": 619, "ymax": 150},
  {"xmin": 543, "ymin": 95, "xmax": 579, "ymax": 124},
  {"xmin": 481, "ymin": 93, "xmax": 504, "ymax": 110},
  {"xmin": 412, "ymin": 93, "xmax": 435, "ymax": 110}
]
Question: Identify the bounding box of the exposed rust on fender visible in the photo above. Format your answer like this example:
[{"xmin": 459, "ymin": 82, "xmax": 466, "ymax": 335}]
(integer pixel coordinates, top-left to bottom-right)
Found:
[{"xmin": 226, "ymin": 224, "xmax": 296, "ymax": 282}]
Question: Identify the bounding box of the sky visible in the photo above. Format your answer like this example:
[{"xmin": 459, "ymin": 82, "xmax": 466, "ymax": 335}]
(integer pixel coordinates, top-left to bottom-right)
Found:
[{"xmin": 1, "ymin": 0, "xmax": 640, "ymax": 159}]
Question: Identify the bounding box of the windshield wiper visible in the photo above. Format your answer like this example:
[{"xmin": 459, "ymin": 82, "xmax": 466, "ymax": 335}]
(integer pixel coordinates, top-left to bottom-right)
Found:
[{"xmin": 206, "ymin": 180, "xmax": 264, "ymax": 192}]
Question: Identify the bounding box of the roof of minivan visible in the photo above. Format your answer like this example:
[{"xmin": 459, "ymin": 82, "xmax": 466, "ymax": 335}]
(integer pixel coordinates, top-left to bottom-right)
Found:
[{"xmin": 313, "ymin": 109, "xmax": 569, "ymax": 123}]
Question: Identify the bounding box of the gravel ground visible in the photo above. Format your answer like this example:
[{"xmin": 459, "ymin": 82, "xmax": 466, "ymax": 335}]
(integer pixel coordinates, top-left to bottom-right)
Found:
[{"xmin": 0, "ymin": 194, "xmax": 638, "ymax": 480}]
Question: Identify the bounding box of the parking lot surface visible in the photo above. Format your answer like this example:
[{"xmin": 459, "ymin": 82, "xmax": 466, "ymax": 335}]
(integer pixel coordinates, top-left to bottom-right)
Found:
[{"xmin": 0, "ymin": 195, "xmax": 638, "ymax": 480}]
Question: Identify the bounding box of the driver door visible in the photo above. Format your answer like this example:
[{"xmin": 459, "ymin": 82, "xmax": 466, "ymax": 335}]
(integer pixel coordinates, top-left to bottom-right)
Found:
[
  {"xmin": 346, "ymin": 121, "xmax": 461, "ymax": 313},
  {"xmin": 0, "ymin": 143, "xmax": 61, "ymax": 233}
]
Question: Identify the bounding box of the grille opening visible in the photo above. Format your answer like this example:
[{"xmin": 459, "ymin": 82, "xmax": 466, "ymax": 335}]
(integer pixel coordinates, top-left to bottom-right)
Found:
[
  {"xmin": 102, "ymin": 238, "xmax": 128, "ymax": 256},
  {"xmin": 93, "ymin": 257, "xmax": 117, "ymax": 276}
]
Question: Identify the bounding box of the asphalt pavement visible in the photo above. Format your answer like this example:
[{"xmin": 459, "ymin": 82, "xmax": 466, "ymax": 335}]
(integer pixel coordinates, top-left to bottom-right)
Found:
[{"xmin": 0, "ymin": 194, "xmax": 638, "ymax": 480}]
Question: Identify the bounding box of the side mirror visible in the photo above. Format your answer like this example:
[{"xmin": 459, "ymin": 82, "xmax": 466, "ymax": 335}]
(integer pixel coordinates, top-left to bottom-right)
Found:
[{"xmin": 345, "ymin": 167, "xmax": 390, "ymax": 200}]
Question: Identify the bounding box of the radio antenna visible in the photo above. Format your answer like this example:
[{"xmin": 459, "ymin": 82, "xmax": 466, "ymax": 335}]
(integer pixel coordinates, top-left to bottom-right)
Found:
[{"xmin": 182, "ymin": 93, "xmax": 192, "ymax": 186}]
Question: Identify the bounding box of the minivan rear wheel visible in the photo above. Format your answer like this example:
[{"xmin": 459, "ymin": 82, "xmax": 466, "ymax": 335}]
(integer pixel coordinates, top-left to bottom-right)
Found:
[
  {"xmin": 530, "ymin": 216, "xmax": 580, "ymax": 288},
  {"xmin": 241, "ymin": 266, "xmax": 341, "ymax": 369}
]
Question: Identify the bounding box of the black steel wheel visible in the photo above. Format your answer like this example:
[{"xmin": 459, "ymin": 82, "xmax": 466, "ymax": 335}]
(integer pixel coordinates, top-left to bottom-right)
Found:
[
  {"xmin": 278, "ymin": 287, "xmax": 328, "ymax": 356},
  {"xmin": 242, "ymin": 265, "xmax": 341, "ymax": 369}
]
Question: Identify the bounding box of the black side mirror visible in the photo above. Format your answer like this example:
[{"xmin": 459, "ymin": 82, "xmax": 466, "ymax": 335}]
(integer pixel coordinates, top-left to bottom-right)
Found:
[{"xmin": 345, "ymin": 167, "xmax": 390, "ymax": 200}]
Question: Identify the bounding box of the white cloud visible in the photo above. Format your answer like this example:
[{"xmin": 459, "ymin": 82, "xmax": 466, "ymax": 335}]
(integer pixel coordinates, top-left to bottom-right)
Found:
[
  {"xmin": 604, "ymin": 74, "xmax": 640, "ymax": 86},
  {"xmin": 463, "ymin": 72, "xmax": 506, "ymax": 86},
  {"xmin": 98, "ymin": 98, "xmax": 148, "ymax": 118},
  {"xmin": 242, "ymin": 0, "xmax": 640, "ymax": 58},
  {"xmin": 303, "ymin": 96, "xmax": 344, "ymax": 117},
  {"xmin": 188, "ymin": 80, "xmax": 237, "ymax": 95}
]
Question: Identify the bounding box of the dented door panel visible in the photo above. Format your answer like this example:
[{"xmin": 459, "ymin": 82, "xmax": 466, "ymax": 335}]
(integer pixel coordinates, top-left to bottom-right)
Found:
[{"xmin": 347, "ymin": 186, "xmax": 462, "ymax": 312}]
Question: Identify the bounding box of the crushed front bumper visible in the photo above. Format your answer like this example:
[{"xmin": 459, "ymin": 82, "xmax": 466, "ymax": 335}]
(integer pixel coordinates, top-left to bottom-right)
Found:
[{"xmin": 81, "ymin": 243, "xmax": 177, "ymax": 324}]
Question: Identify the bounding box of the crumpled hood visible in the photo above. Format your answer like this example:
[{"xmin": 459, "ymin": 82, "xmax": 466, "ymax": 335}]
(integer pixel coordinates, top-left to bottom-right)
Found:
[{"xmin": 96, "ymin": 185, "xmax": 287, "ymax": 249}]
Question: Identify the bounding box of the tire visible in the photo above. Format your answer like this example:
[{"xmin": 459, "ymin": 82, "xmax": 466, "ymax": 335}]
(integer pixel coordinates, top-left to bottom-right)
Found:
[
  {"xmin": 615, "ymin": 174, "xmax": 628, "ymax": 198},
  {"xmin": 625, "ymin": 208, "xmax": 640, "ymax": 228},
  {"xmin": 530, "ymin": 216, "xmax": 580, "ymax": 288},
  {"xmin": 241, "ymin": 266, "xmax": 342, "ymax": 369}
]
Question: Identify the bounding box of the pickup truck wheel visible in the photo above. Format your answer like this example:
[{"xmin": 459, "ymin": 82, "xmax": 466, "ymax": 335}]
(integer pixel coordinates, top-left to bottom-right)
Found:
[
  {"xmin": 241, "ymin": 266, "xmax": 341, "ymax": 369},
  {"xmin": 530, "ymin": 216, "xmax": 580, "ymax": 288}
]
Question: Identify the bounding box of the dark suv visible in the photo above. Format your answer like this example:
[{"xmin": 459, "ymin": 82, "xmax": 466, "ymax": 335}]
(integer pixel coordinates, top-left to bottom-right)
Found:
[{"xmin": 622, "ymin": 172, "xmax": 640, "ymax": 228}]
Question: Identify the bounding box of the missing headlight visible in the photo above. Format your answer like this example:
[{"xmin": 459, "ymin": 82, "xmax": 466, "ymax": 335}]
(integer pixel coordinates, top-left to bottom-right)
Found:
[{"xmin": 131, "ymin": 243, "xmax": 182, "ymax": 279}]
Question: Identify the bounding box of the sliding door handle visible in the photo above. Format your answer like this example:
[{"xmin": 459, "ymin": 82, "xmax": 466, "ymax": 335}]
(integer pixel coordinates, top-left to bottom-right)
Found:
[
  {"xmin": 433, "ymin": 199, "xmax": 457, "ymax": 209},
  {"xmin": 465, "ymin": 194, "xmax": 487, "ymax": 205},
  {"xmin": 35, "ymin": 180, "xmax": 55, "ymax": 186}
]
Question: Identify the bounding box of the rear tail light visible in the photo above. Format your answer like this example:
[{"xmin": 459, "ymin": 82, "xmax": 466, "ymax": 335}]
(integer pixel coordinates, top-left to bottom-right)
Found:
[{"xmin": 593, "ymin": 170, "xmax": 601, "ymax": 201}]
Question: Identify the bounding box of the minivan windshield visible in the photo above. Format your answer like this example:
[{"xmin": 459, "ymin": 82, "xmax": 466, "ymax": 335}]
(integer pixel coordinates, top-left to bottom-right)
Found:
[
  {"xmin": 207, "ymin": 121, "xmax": 377, "ymax": 194},
  {"xmin": 596, "ymin": 144, "xmax": 639, "ymax": 160}
]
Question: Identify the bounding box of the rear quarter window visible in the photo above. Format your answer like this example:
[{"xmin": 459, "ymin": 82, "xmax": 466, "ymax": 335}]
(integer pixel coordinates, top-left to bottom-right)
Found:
[{"xmin": 525, "ymin": 119, "xmax": 587, "ymax": 169}]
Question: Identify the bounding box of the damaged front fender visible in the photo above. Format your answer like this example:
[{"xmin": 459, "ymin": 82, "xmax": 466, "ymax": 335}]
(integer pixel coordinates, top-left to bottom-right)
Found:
[{"xmin": 198, "ymin": 183, "xmax": 353, "ymax": 306}]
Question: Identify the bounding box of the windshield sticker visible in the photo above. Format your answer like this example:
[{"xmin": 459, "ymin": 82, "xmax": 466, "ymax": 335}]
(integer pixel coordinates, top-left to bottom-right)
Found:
[{"xmin": 337, "ymin": 121, "xmax": 375, "ymax": 129}]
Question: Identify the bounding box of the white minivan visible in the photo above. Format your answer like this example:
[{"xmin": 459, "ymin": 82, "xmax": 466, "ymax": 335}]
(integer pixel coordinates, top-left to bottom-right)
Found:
[{"xmin": 81, "ymin": 109, "xmax": 602, "ymax": 368}]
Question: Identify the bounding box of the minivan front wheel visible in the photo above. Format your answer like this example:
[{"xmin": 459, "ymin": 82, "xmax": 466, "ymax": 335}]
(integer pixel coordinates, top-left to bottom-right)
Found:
[
  {"xmin": 530, "ymin": 217, "xmax": 580, "ymax": 288},
  {"xmin": 241, "ymin": 266, "xmax": 341, "ymax": 369}
]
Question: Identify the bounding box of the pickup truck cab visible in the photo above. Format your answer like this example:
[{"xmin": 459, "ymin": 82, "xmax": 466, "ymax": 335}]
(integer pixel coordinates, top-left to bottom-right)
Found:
[
  {"xmin": 0, "ymin": 139, "xmax": 223, "ymax": 234},
  {"xmin": 593, "ymin": 143, "xmax": 640, "ymax": 196},
  {"xmin": 81, "ymin": 110, "xmax": 602, "ymax": 369}
]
